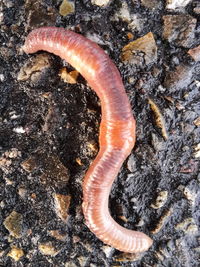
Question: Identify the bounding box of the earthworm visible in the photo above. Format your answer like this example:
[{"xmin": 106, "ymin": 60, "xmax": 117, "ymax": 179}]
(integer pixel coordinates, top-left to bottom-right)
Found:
[{"xmin": 23, "ymin": 27, "xmax": 153, "ymax": 253}]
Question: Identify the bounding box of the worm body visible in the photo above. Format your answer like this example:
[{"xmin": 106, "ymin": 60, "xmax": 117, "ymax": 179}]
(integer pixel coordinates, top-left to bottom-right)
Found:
[{"xmin": 23, "ymin": 27, "xmax": 153, "ymax": 253}]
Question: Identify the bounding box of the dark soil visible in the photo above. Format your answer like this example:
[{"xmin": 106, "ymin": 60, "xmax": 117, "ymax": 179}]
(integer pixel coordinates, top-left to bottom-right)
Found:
[{"xmin": 0, "ymin": 0, "xmax": 199, "ymax": 266}]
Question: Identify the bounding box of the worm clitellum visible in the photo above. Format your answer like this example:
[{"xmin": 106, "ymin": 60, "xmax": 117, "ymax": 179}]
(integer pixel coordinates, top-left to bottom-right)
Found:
[{"xmin": 23, "ymin": 27, "xmax": 153, "ymax": 253}]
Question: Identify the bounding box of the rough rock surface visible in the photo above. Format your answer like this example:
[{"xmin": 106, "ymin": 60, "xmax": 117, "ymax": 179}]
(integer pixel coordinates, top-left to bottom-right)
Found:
[
  {"xmin": 121, "ymin": 32, "xmax": 157, "ymax": 66},
  {"xmin": 163, "ymin": 15, "xmax": 197, "ymax": 48},
  {"xmin": 0, "ymin": 0, "xmax": 199, "ymax": 266},
  {"xmin": 166, "ymin": 0, "xmax": 191, "ymax": 10}
]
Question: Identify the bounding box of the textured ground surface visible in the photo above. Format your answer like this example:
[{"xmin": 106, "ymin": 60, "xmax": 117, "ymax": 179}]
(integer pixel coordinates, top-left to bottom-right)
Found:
[{"xmin": 0, "ymin": 0, "xmax": 200, "ymax": 266}]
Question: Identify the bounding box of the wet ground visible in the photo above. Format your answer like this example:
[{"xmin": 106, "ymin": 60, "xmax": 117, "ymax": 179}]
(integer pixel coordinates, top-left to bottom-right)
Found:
[{"xmin": 0, "ymin": 0, "xmax": 200, "ymax": 266}]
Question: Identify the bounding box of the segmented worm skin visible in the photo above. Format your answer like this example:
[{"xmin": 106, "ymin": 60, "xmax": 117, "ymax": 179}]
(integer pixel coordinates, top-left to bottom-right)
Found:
[{"xmin": 23, "ymin": 27, "xmax": 153, "ymax": 253}]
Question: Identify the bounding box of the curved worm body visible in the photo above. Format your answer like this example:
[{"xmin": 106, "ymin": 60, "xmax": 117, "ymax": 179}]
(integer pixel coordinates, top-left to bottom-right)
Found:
[{"xmin": 23, "ymin": 27, "xmax": 153, "ymax": 253}]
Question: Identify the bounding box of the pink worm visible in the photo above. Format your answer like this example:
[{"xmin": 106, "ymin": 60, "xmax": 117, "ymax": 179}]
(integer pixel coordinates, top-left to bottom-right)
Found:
[{"xmin": 23, "ymin": 27, "xmax": 153, "ymax": 253}]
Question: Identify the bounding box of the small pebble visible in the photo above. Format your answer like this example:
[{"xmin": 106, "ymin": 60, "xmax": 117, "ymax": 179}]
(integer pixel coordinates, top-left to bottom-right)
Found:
[
  {"xmin": 59, "ymin": 0, "xmax": 75, "ymax": 16},
  {"xmin": 0, "ymin": 74, "xmax": 4, "ymax": 81},
  {"xmin": 53, "ymin": 193, "xmax": 71, "ymax": 222},
  {"xmin": 151, "ymin": 191, "xmax": 168, "ymax": 209},
  {"xmin": 3, "ymin": 211, "xmax": 22, "ymax": 238},
  {"xmin": 166, "ymin": 0, "xmax": 191, "ymax": 10},
  {"xmin": 102, "ymin": 245, "xmax": 113, "ymax": 257},
  {"xmin": 17, "ymin": 53, "xmax": 52, "ymax": 82},
  {"xmin": 91, "ymin": 0, "xmax": 110, "ymax": 6},
  {"xmin": 7, "ymin": 247, "xmax": 24, "ymax": 261},
  {"xmin": 188, "ymin": 45, "xmax": 200, "ymax": 62},
  {"xmin": 65, "ymin": 262, "xmax": 77, "ymax": 267},
  {"xmin": 164, "ymin": 64, "xmax": 194, "ymax": 91},
  {"xmin": 151, "ymin": 209, "xmax": 172, "ymax": 234},
  {"xmin": 194, "ymin": 143, "xmax": 200, "ymax": 158},
  {"xmin": 163, "ymin": 15, "xmax": 196, "ymax": 48},
  {"xmin": 176, "ymin": 218, "xmax": 198, "ymax": 234},
  {"xmin": 121, "ymin": 32, "xmax": 157, "ymax": 66},
  {"xmin": 48, "ymin": 230, "xmax": 68, "ymax": 241},
  {"xmin": 193, "ymin": 117, "xmax": 200, "ymax": 127},
  {"xmin": 38, "ymin": 242, "xmax": 59, "ymax": 256},
  {"xmin": 78, "ymin": 256, "xmax": 88, "ymax": 266},
  {"xmin": 141, "ymin": 0, "xmax": 161, "ymax": 9},
  {"xmin": 13, "ymin": 126, "xmax": 25, "ymax": 134},
  {"xmin": 59, "ymin": 68, "xmax": 79, "ymax": 84}
]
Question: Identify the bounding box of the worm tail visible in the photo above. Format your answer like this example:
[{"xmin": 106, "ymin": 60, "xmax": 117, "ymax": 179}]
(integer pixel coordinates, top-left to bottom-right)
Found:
[{"xmin": 83, "ymin": 147, "xmax": 153, "ymax": 253}]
